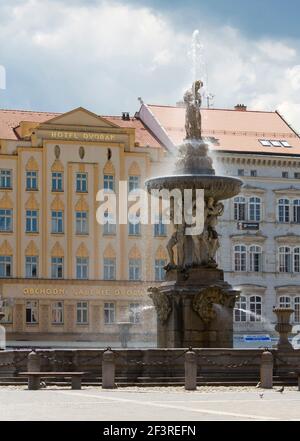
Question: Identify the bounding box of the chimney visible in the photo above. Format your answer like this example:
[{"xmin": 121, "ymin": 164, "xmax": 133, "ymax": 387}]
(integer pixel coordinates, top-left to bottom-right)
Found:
[
  {"xmin": 122, "ymin": 112, "xmax": 130, "ymax": 120},
  {"xmin": 234, "ymin": 104, "xmax": 247, "ymax": 111}
]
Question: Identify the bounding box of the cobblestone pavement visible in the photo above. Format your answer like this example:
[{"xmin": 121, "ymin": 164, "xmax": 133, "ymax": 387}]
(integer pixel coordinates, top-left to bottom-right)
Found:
[{"xmin": 0, "ymin": 386, "xmax": 299, "ymax": 421}]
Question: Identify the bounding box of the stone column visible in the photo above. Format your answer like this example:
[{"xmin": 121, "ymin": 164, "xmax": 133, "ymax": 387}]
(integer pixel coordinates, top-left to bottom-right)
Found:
[
  {"xmin": 27, "ymin": 350, "xmax": 41, "ymax": 390},
  {"xmin": 102, "ymin": 349, "xmax": 116, "ymax": 389},
  {"xmin": 260, "ymin": 351, "xmax": 273, "ymax": 389},
  {"xmin": 185, "ymin": 349, "xmax": 197, "ymax": 391}
]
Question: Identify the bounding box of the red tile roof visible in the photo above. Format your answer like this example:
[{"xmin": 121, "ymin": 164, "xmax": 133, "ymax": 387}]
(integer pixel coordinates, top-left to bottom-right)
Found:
[
  {"xmin": 0, "ymin": 109, "xmax": 59, "ymax": 140},
  {"xmin": 0, "ymin": 109, "xmax": 162, "ymax": 148},
  {"xmin": 147, "ymin": 105, "xmax": 300, "ymax": 155}
]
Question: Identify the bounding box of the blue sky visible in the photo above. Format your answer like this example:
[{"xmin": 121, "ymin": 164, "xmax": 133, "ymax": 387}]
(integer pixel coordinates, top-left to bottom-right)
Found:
[
  {"xmin": 0, "ymin": 0, "xmax": 299, "ymax": 130},
  {"xmin": 126, "ymin": 0, "xmax": 300, "ymax": 40}
]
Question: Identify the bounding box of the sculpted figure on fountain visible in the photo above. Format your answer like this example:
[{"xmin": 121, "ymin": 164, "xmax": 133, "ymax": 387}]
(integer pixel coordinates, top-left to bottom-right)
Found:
[{"xmin": 184, "ymin": 80, "xmax": 203, "ymax": 140}]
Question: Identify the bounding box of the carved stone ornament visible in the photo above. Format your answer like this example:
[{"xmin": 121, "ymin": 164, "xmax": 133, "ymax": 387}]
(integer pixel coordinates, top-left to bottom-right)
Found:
[
  {"xmin": 79, "ymin": 146, "xmax": 85, "ymax": 160},
  {"xmin": 148, "ymin": 288, "xmax": 172, "ymax": 324},
  {"xmin": 54, "ymin": 145, "xmax": 61, "ymax": 160},
  {"xmin": 192, "ymin": 286, "xmax": 235, "ymax": 324}
]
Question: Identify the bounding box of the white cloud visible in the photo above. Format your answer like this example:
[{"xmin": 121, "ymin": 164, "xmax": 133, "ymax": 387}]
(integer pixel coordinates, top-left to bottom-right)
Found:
[{"xmin": 0, "ymin": 0, "xmax": 299, "ymax": 132}]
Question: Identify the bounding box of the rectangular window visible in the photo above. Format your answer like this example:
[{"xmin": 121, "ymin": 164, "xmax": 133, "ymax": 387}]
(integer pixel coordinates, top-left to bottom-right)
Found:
[
  {"xmin": 294, "ymin": 173, "xmax": 300, "ymax": 180},
  {"xmin": 154, "ymin": 218, "xmax": 167, "ymax": 237},
  {"xmin": 0, "ymin": 170, "xmax": 12, "ymax": 189},
  {"xmin": 0, "ymin": 256, "xmax": 12, "ymax": 277},
  {"xmin": 129, "ymin": 259, "xmax": 141, "ymax": 281},
  {"xmin": 52, "ymin": 172, "xmax": 63, "ymax": 192},
  {"xmin": 52, "ymin": 301, "xmax": 64, "ymax": 324},
  {"xmin": 281, "ymin": 141, "xmax": 291, "ymax": 148},
  {"xmin": 26, "ymin": 210, "xmax": 38, "ymax": 233},
  {"xmin": 76, "ymin": 257, "xmax": 89, "ymax": 280},
  {"xmin": 129, "ymin": 303, "xmax": 140, "ymax": 324},
  {"xmin": 26, "ymin": 301, "xmax": 38, "ymax": 324},
  {"xmin": 0, "ymin": 299, "xmax": 13, "ymax": 323},
  {"xmin": 76, "ymin": 173, "xmax": 88, "ymax": 193},
  {"xmin": 104, "ymin": 303, "xmax": 115, "ymax": 324},
  {"xmin": 282, "ymin": 172, "xmax": 289, "ymax": 179},
  {"xmin": 250, "ymin": 170, "xmax": 257, "ymax": 177},
  {"xmin": 103, "ymin": 212, "xmax": 116, "ymax": 235},
  {"xmin": 155, "ymin": 259, "xmax": 167, "ymax": 281},
  {"xmin": 76, "ymin": 301, "xmax": 88, "ymax": 324},
  {"xmin": 26, "ymin": 171, "xmax": 38, "ymax": 190},
  {"xmin": 238, "ymin": 169, "xmax": 245, "ymax": 177},
  {"xmin": 104, "ymin": 175, "xmax": 114, "ymax": 191},
  {"xmin": 51, "ymin": 257, "xmax": 64, "ymax": 279},
  {"xmin": 128, "ymin": 176, "xmax": 140, "ymax": 192},
  {"xmin": 51, "ymin": 210, "xmax": 64, "ymax": 234},
  {"xmin": 0, "ymin": 209, "xmax": 12, "ymax": 232},
  {"xmin": 25, "ymin": 256, "xmax": 38, "ymax": 278},
  {"xmin": 128, "ymin": 222, "xmax": 140, "ymax": 236},
  {"xmin": 76, "ymin": 211, "xmax": 89, "ymax": 235},
  {"xmin": 103, "ymin": 258, "xmax": 116, "ymax": 280}
]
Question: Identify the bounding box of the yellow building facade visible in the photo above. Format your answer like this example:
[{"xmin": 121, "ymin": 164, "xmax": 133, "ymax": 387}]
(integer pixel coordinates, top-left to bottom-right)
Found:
[{"xmin": 0, "ymin": 107, "xmax": 169, "ymax": 345}]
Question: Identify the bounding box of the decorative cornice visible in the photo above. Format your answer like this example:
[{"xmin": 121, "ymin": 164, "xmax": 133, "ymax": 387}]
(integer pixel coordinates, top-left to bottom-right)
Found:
[{"xmin": 230, "ymin": 233, "xmax": 267, "ymax": 243}]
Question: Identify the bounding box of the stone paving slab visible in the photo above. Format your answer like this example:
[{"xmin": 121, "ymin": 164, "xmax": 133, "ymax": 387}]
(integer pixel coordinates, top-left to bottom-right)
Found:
[{"xmin": 0, "ymin": 386, "xmax": 299, "ymax": 421}]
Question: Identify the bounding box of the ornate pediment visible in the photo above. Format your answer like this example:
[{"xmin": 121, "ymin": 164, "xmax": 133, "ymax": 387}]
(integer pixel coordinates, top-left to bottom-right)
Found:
[
  {"xmin": 25, "ymin": 240, "xmax": 38, "ymax": 257},
  {"xmin": 103, "ymin": 244, "xmax": 116, "ymax": 259},
  {"xmin": 41, "ymin": 107, "xmax": 119, "ymax": 129},
  {"xmin": 76, "ymin": 242, "xmax": 89, "ymax": 258},
  {"xmin": 75, "ymin": 196, "xmax": 89, "ymax": 212},
  {"xmin": 51, "ymin": 195, "xmax": 65, "ymax": 211},
  {"xmin": 0, "ymin": 193, "xmax": 13, "ymax": 209},
  {"xmin": 0, "ymin": 240, "xmax": 13, "ymax": 256}
]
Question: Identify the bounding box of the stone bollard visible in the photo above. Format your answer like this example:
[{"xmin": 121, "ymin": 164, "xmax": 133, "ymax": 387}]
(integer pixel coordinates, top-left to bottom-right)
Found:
[
  {"xmin": 102, "ymin": 349, "xmax": 116, "ymax": 389},
  {"xmin": 260, "ymin": 350, "xmax": 273, "ymax": 389},
  {"xmin": 185, "ymin": 349, "xmax": 197, "ymax": 391},
  {"xmin": 27, "ymin": 350, "xmax": 41, "ymax": 390}
]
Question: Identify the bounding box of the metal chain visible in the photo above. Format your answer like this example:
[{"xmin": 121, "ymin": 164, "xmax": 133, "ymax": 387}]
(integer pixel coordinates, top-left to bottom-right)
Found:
[
  {"xmin": 104, "ymin": 347, "xmax": 191, "ymax": 368},
  {"xmin": 197, "ymin": 354, "xmax": 261, "ymax": 369}
]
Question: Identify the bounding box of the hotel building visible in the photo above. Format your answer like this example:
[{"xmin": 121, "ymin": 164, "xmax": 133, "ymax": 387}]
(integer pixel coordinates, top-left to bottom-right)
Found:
[{"xmin": 0, "ymin": 107, "xmax": 168, "ymax": 346}]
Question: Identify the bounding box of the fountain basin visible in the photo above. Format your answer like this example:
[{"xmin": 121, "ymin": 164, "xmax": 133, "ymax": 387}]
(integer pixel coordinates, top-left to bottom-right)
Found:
[{"xmin": 146, "ymin": 174, "xmax": 242, "ymax": 201}]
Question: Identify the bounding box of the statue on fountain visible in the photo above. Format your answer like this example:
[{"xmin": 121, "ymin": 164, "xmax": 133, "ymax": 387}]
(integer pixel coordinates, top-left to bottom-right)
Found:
[
  {"xmin": 146, "ymin": 79, "xmax": 242, "ymax": 348},
  {"xmin": 184, "ymin": 80, "xmax": 203, "ymax": 139}
]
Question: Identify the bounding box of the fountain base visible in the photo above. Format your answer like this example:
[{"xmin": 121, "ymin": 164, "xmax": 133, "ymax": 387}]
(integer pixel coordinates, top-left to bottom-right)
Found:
[{"xmin": 149, "ymin": 267, "xmax": 239, "ymax": 348}]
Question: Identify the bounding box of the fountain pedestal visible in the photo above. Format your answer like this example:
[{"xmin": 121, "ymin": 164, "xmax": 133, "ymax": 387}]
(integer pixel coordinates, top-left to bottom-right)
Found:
[
  {"xmin": 274, "ymin": 308, "xmax": 294, "ymax": 351},
  {"xmin": 150, "ymin": 267, "xmax": 239, "ymax": 348}
]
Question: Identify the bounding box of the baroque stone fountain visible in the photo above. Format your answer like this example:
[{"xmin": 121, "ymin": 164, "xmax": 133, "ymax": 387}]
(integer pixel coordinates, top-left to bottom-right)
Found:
[{"xmin": 146, "ymin": 80, "xmax": 243, "ymax": 348}]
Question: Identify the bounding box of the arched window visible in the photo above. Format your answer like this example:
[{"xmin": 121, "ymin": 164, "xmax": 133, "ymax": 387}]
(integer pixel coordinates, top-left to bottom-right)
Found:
[
  {"xmin": 293, "ymin": 200, "xmax": 300, "ymax": 224},
  {"xmin": 249, "ymin": 197, "xmax": 261, "ymax": 222},
  {"xmin": 294, "ymin": 248, "xmax": 300, "ymax": 273},
  {"xmin": 279, "ymin": 296, "xmax": 291, "ymax": 308},
  {"xmin": 249, "ymin": 296, "xmax": 262, "ymax": 322},
  {"xmin": 234, "ymin": 197, "xmax": 246, "ymax": 221},
  {"xmin": 249, "ymin": 245, "xmax": 262, "ymax": 272},
  {"xmin": 279, "ymin": 247, "xmax": 292, "ymax": 273},
  {"xmin": 234, "ymin": 296, "xmax": 247, "ymax": 322},
  {"xmin": 278, "ymin": 199, "xmax": 290, "ymax": 223},
  {"xmin": 234, "ymin": 245, "xmax": 247, "ymax": 272}
]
